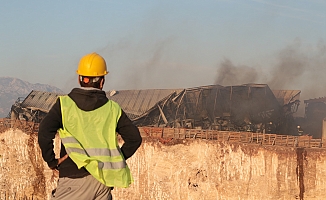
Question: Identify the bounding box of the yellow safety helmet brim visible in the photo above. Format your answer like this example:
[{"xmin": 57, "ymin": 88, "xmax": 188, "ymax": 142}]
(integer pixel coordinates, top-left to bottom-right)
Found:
[{"xmin": 76, "ymin": 52, "xmax": 108, "ymax": 76}]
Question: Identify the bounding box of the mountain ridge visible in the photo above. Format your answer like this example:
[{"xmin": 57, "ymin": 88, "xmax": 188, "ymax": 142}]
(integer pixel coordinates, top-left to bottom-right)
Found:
[{"xmin": 0, "ymin": 77, "xmax": 64, "ymax": 118}]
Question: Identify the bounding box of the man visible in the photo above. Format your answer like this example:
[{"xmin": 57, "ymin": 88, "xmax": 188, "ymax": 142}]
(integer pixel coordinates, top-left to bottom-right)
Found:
[{"xmin": 38, "ymin": 52, "xmax": 142, "ymax": 200}]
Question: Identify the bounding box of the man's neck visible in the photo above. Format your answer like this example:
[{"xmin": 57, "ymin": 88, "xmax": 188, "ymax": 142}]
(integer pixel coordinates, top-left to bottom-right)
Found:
[{"xmin": 79, "ymin": 86, "xmax": 102, "ymax": 91}]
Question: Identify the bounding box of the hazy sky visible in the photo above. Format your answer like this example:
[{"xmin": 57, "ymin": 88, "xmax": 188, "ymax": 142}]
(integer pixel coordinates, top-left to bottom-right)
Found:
[{"xmin": 1, "ymin": 0, "xmax": 326, "ymax": 100}]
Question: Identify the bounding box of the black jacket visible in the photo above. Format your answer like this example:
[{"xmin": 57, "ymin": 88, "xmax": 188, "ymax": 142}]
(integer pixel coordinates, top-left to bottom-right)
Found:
[{"xmin": 38, "ymin": 88, "xmax": 142, "ymax": 178}]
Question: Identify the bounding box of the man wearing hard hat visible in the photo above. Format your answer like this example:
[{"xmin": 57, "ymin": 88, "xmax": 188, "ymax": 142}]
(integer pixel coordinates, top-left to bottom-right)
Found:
[{"xmin": 38, "ymin": 52, "xmax": 142, "ymax": 200}]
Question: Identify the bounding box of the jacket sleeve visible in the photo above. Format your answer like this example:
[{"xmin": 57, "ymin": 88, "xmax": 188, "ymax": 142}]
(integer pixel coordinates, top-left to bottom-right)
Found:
[
  {"xmin": 117, "ymin": 110, "xmax": 142, "ymax": 160},
  {"xmin": 38, "ymin": 98, "xmax": 63, "ymax": 169}
]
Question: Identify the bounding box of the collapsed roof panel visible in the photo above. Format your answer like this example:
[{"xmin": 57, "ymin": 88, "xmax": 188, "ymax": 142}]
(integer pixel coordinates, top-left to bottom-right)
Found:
[
  {"xmin": 106, "ymin": 89, "xmax": 183, "ymax": 120},
  {"xmin": 194, "ymin": 84, "xmax": 278, "ymax": 120},
  {"xmin": 185, "ymin": 84, "xmax": 281, "ymax": 124},
  {"xmin": 304, "ymin": 97, "xmax": 326, "ymax": 104},
  {"xmin": 272, "ymin": 90, "xmax": 301, "ymax": 105},
  {"xmin": 20, "ymin": 90, "xmax": 64, "ymax": 113}
]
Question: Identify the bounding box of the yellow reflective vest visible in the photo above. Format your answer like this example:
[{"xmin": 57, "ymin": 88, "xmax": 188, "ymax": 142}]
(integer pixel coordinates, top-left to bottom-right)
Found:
[{"xmin": 58, "ymin": 96, "xmax": 133, "ymax": 188}]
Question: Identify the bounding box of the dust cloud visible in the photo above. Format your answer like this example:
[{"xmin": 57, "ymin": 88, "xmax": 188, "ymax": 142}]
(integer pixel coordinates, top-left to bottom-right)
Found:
[
  {"xmin": 121, "ymin": 37, "xmax": 174, "ymax": 90},
  {"xmin": 95, "ymin": 36, "xmax": 176, "ymax": 90}
]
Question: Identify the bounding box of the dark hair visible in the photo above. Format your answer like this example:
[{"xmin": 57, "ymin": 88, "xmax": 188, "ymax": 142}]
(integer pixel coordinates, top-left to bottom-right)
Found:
[{"xmin": 79, "ymin": 76, "xmax": 104, "ymax": 89}]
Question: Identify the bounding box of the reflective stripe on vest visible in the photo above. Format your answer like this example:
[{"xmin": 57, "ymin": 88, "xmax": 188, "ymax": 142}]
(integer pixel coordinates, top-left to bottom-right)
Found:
[
  {"xmin": 61, "ymin": 137, "xmax": 125, "ymax": 169},
  {"xmin": 58, "ymin": 95, "xmax": 133, "ymax": 188},
  {"xmin": 61, "ymin": 137, "xmax": 122, "ymax": 157}
]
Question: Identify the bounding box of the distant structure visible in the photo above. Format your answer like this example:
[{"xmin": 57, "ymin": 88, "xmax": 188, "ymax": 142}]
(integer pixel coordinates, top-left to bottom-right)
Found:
[
  {"xmin": 8, "ymin": 84, "xmax": 303, "ymax": 136},
  {"xmin": 301, "ymin": 97, "xmax": 326, "ymax": 138}
]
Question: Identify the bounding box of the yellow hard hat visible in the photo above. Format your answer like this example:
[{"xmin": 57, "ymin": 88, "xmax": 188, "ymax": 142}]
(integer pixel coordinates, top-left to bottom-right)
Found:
[{"xmin": 76, "ymin": 52, "xmax": 108, "ymax": 76}]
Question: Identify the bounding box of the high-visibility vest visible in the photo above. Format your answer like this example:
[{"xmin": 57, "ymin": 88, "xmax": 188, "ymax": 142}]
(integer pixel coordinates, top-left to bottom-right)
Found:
[{"xmin": 58, "ymin": 96, "xmax": 133, "ymax": 188}]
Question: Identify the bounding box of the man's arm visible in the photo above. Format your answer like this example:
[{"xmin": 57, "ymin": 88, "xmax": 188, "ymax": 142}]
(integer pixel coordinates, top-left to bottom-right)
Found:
[
  {"xmin": 38, "ymin": 98, "xmax": 63, "ymax": 169},
  {"xmin": 117, "ymin": 110, "xmax": 142, "ymax": 160}
]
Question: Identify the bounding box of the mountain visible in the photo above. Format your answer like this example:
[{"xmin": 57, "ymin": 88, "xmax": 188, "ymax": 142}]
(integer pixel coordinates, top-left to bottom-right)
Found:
[{"xmin": 0, "ymin": 77, "xmax": 64, "ymax": 118}]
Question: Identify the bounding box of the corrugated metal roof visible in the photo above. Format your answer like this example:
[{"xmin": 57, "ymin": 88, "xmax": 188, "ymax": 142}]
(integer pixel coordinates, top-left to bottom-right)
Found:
[
  {"xmin": 19, "ymin": 89, "xmax": 184, "ymax": 118},
  {"xmin": 106, "ymin": 89, "xmax": 183, "ymax": 119},
  {"xmin": 272, "ymin": 90, "xmax": 301, "ymax": 105},
  {"xmin": 20, "ymin": 90, "xmax": 64, "ymax": 112}
]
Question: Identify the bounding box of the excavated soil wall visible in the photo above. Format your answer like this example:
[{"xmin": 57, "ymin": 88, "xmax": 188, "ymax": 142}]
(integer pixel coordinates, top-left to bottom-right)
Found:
[
  {"xmin": 1, "ymin": 124, "xmax": 326, "ymax": 199},
  {"xmin": 113, "ymin": 139, "xmax": 326, "ymax": 200}
]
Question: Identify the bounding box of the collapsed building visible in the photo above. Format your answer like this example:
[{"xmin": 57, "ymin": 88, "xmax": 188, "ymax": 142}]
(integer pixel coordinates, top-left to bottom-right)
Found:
[
  {"xmin": 109, "ymin": 84, "xmax": 300, "ymax": 135},
  {"xmin": 8, "ymin": 83, "xmax": 302, "ymax": 136}
]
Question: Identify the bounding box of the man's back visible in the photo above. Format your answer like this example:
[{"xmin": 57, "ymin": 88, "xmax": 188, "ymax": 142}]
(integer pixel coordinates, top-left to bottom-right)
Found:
[{"xmin": 38, "ymin": 87, "xmax": 142, "ymax": 178}]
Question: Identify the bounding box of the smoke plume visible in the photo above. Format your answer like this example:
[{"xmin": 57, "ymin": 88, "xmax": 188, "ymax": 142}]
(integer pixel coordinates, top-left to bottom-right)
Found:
[
  {"xmin": 267, "ymin": 40, "xmax": 307, "ymax": 90},
  {"xmin": 215, "ymin": 39, "xmax": 326, "ymax": 101},
  {"xmin": 215, "ymin": 58, "xmax": 259, "ymax": 86}
]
